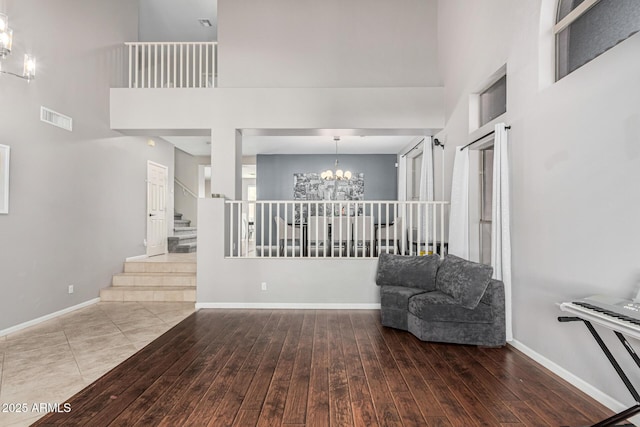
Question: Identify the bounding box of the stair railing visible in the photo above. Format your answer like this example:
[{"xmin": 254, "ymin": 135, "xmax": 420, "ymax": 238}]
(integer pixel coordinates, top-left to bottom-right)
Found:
[{"xmin": 175, "ymin": 178, "xmax": 198, "ymax": 199}]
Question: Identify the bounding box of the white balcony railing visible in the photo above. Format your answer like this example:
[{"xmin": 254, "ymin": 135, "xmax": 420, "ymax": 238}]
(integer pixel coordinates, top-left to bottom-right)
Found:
[
  {"xmin": 126, "ymin": 42, "xmax": 217, "ymax": 88},
  {"xmin": 226, "ymin": 200, "xmax": 449, "ymax": 259}
]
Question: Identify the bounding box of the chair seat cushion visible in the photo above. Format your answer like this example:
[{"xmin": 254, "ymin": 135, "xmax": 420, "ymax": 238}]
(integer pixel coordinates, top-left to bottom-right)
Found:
[
  {"xmin": 435, "ymin": 254, "xmax": 493, "ymax": 309},
  {"xmin": 376, "ymin": 252, "xmax": 440, "ymax": 291},
  {"xmin": 380, "ymin": 286, "xmax": 428, "ymax": 311},
  {"xmin": 408, "ymin": 291, "xmax": 494, "ymax": 324}
]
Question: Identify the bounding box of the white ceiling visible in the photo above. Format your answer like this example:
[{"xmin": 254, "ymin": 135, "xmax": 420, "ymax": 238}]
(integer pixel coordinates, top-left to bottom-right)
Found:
[
  {"xmin": 138, "ymin": 0, "xmax": 217, "ymax": 42},
  {"xmin": 244, "ymin": 135, "xmax": 421, "ymax": 155}
]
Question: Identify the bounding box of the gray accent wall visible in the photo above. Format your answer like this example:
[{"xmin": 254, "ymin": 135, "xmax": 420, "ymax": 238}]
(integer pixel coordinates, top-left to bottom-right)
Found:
[
  {"xmin": 257, "ymin": 154, "xmax": 397, "ymax": 201},
  {"xmin": 255, "ymin": 154, "xmax": 397, "ymax": 244},
  {"xmin": 0, "ymin": 0, "xmax": 174, "ymax": 331}
]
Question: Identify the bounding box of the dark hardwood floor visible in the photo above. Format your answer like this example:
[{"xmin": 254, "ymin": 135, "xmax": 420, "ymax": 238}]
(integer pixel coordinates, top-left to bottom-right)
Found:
[{"xmin": 34, "ymin": 309, "xmax": 615, "ymax": 426}]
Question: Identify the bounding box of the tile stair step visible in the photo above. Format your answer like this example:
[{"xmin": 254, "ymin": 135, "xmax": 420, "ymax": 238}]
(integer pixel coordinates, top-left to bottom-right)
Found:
[
  {"xmin": 174, "ymin": 213, "xmax": 183, "ymax": 220},
  {"xmin": 112, "ymin": 272, "xmax": 196, "ymax": 287},
  {"xmin": 124, "ymin": 261, "xmax": 196, "ymax": 274},
  {"xmin": 174, "ymin": 242, "xmax": 197, "ymax": 253},
  {"xmin": 174, "ymin": 219, "xmax": 191, "ymax": 227},
  {"xmin": 100, "ymin": 286, "xmax": 196, "ymax": 302},
  {"xmin": 174, "ymin": 227, "xmax": 197, "ymax": 236}
]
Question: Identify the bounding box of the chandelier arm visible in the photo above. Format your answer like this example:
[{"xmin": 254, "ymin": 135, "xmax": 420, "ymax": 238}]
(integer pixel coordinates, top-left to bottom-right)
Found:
[{"xmin": 0, "ymin": 69, "xmax": 30, "ymax": 80}]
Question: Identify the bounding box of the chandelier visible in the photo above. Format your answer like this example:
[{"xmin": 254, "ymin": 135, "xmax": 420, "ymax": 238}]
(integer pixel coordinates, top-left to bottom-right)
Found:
[
  {"xmin": 320, "ymin": 136, "xmax": 352, "ymax": 180},
  {"xmin": 0, "ymin": 13, "xmax": 36, "ymax": 81}
]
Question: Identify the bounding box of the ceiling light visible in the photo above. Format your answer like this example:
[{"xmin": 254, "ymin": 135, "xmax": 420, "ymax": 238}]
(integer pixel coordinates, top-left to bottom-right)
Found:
[
  {"xmin": 321, "ymin": 136, "xmax": 352, "ymax": 181},
  {"xmin": 198, "ymin": 19, "xmax": 212, "ymax": 27}
]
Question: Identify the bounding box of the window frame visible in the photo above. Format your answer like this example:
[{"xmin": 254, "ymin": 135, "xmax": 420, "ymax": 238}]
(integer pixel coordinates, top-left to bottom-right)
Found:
[
  {"xmin": 554, "ymin": 0, "xmax": 640, "ymax": 80},
  {"xmin": 554, "ymin": 0, "xmax": 601, "ymax": 34},
  {"xmin": 555, "ymin": 0, "xmax": 602, "ymax": 80},
  {"xmin": 478, "ymin": 75, "xmax": 507, "ymax": 128}
]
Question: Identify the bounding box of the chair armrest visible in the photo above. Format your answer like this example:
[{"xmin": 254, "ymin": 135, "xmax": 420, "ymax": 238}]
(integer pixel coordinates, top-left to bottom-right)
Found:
[{"xmin": 480, "ymin": 279, "xmax": 505, "ymax": 310}]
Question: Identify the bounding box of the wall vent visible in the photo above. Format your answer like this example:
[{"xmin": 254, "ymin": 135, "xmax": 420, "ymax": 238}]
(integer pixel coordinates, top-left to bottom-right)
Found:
[{"xmin": 40, "ymin": 107, "xmax": 73, "ymax": 132}]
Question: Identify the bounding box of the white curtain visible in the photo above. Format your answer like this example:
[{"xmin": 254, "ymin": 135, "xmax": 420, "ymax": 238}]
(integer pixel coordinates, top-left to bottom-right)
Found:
[
  {"xmin": 491, "ymin": 123, "xmax": 513, "ymax": 341},
  {"xmin": 419, "ymin": 137, "xmax": 434, "ymax": 240},
  {"xmin": 398, "ymin": 154, "xmax": 407, "ymax": 202},
  {"xmin": 419, "ymin": 137, "xmax": 434, "ymax": 202},
  {"xmin": 448, "ymin": 146, "xmax": 469, "ymax": 259}
]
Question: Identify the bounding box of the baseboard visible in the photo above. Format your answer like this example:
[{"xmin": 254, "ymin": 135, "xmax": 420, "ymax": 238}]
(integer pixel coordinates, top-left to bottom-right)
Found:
[
  {"xmin": 0, "ymin": 298, "xmax": 101, "ymax": 337},
  {"xmin": 196, "ymin": 302, "xmax": 381, "ymax": 310},
  {"xmin": 510, "ymin": 339, "xmax": 632, "ymax": 417},
  {"xmin": 125, "ymin": 254, "xmax": 149, "ymax": 262}
]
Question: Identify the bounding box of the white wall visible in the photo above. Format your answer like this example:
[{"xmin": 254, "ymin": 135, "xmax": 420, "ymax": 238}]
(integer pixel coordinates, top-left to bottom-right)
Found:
[
  {"xmin": 109, "ymin": 0, "xmax": 446, "ymax": 315},
  {"xmin": 0, "ymin": 0, "xmax": 174, "ymax": 330},
  {"xmin": 110, "ymin": 86, "xmax": 444, "ymax": 310},
  {"xmin": 197, "ymin": 199, "xmax": 380, "ymax": 307},
  {"xmin": 217, "ymin": 0, "xmax": 440, "ymax": 88},
  {"xmin": 111, "ymin": 86, "xmax": 444, "ymax": 200},
  {"xmin": 437, "ymin": 0, "xmax": 640, "ymax": 413},
  {"xmin": 111, "ymin": 87, "xmax": 445, "ymax": 132}
]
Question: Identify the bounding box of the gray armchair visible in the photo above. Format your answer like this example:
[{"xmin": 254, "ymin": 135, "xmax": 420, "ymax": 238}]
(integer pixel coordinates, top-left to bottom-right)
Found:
[{"xmin": 376, "ymin": 252, "xmax": 506, "ymax": 347}]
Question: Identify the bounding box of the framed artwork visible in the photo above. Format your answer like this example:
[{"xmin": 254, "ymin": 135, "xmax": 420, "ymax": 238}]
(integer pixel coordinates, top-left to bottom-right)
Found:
[
  {"xmin": 293, "ymin": 172, "xmax": 364, "ymax": 202},
  {"xmin": 293, "ymin": 172, "xmax": 365, "ymax": 221},
  {"xmin": 0, "ymin": 144, "xmax": 9, "ymax": 214}
]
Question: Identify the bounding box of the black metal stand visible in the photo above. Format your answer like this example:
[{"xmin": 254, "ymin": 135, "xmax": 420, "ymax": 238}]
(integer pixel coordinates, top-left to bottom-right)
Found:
[{"xmin": 558, "ymin": 316, "xmax": 640, "ymax": 426}]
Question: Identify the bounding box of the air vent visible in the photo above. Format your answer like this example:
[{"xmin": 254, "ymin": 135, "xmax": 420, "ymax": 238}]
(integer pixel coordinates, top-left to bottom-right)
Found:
[{"xmin": 40, "ymin": 107, "xmax": 73, "ymax": 132}]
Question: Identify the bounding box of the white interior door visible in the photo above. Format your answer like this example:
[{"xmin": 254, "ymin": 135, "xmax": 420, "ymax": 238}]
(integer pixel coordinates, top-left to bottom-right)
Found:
[{"xmin": 147, "ymin": 161, "xmax": 168, "ymax": 257}]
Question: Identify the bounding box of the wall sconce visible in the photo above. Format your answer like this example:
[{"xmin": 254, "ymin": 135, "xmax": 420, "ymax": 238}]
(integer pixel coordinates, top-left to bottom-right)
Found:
[{"xmin": 0, "ymin": 13, "xmax": 36, "ymax": 82}]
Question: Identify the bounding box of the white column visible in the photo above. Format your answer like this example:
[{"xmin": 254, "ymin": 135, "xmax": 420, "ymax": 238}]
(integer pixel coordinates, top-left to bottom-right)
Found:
[{"xmin": 210, "ymin": 128, "xmax": 242, "ymax": 200}]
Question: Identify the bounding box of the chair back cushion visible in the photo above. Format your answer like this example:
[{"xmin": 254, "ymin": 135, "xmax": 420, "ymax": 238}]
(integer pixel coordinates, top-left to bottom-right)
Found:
[
  {"xmin": 376, "ymin": 252, "xmax": 440, "ymax": 291},
  {"xmin": 435, "ymin": 254, "xmax": 493, "ymax": 309}
]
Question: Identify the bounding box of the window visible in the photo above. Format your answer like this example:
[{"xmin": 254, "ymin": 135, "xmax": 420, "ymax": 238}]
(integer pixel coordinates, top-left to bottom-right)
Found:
[
  {"xmin": 479, "ymin": 75, "xmax": 507, "ymax": 127},
  {"xmin": 479, "ymin": 146, "xmax": 494, "ymax": 265},
  {"xmin": 556, "ymin": 0, "xmax": 640, "ymax": 80},
  {"xmin": 470, "ymin": 66, "xmax": 507, "ymax": 132}
]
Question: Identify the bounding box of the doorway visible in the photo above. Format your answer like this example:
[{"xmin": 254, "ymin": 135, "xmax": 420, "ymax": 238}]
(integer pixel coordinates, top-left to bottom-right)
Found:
[{"xmin": 147, "ymin": 161, "xmax": 168, "ymax": 257}]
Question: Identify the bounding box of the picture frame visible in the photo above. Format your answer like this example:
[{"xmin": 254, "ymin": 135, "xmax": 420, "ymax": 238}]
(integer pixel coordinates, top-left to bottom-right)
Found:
[{"xmin": 0, "ymin": 144, "xmax": 10, "ymax": 214}]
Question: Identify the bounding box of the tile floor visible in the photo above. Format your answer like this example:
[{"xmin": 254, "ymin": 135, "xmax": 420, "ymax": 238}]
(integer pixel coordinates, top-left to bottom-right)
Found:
[{"xmin": 0, "ymin": 301, "xmax": 195, "ymax": 426}]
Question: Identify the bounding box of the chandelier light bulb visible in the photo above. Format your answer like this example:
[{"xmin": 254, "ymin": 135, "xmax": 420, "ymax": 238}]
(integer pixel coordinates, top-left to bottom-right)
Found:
[
  {"xmin": 0, "ymin": 28, "xmax": 12, "ymax": 58},
  {"xmin": 23, "ymin": 54, "xmax": 36, "ymax": 80}
]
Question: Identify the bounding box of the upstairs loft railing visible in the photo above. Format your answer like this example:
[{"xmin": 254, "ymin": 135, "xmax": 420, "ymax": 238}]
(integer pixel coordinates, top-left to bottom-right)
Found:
[
  {"xmin": 226, "ymin": 200, "xmax": 449, "ymax": 259},
  {"xmin": 126, "ymin": 42, "xmax": 217, "ymax": 89}
]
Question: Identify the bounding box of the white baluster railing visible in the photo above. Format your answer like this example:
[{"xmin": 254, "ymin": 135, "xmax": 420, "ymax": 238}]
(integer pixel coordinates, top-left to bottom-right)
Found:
[
  {"xmin": 126, "ymin": 42, "xmax": 217, "ymax": 89},
  {"xmin": 225, "ymin": 200, "xmax": 449, "ymax": 259}
]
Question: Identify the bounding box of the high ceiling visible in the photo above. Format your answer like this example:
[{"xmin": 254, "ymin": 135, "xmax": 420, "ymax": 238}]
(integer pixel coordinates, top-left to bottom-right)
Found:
[
  {"xmin": 139, "ymin": 2, "xmax": 427, "ymax": 157},
  {"xmin": 138, "ymin": 0, "xmax": 217, "ymax": 42}
]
